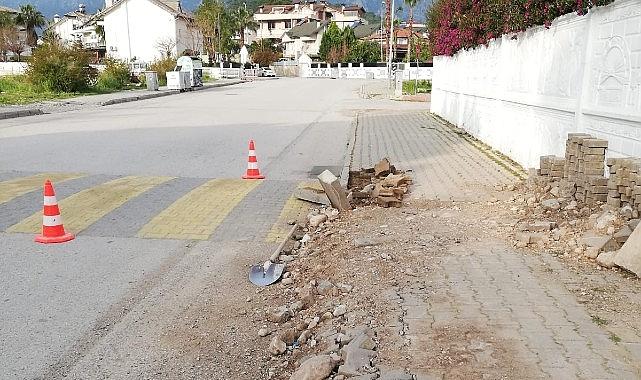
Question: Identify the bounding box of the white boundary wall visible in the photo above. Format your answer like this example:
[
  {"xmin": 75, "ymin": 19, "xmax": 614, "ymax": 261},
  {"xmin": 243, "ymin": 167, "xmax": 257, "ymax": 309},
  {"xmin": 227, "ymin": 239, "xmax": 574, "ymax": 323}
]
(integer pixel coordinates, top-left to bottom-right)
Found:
[
  {"xmin": 301, "ymin": 63, "xmax": 433, "ymax": 80},
  {"xmin": 0, "ymin": 62, "xmax": 28, "ymax": 76},
  {"xmin": 430, "ymin": 0, "xmax": 641, "ymax": 169}
]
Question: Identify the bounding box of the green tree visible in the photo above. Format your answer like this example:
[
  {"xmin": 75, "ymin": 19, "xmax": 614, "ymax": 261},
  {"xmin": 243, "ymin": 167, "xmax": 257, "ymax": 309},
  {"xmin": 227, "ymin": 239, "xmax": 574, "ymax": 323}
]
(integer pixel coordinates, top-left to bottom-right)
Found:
[
  {"xmin": 347, "ymin": 41, "xmax": 381, "ymax": 63},
  {"xmin": 195, "ymin": 0, "xmax": 229, "ymax": 59},
  {"xmin": 15, "ymin": 4, "xmax": 45, "ymax": 46},
  {"xmin": 231, "ymin": 5, "xmax": 258, "ymax": 47},
  {"xmin": 409, "ymin": 36, "xmax": 431, "ymax": 62},
  {"xmin": 318, "ymin": 22, "xmax": 342, "ymax": 62},
  {"xmin": 403, "ymin": 0, "xmax": 418, "ymax": 62},
  {"xmin": 27, "ymin": 42, "xmax": 96, "ymax": 92}
]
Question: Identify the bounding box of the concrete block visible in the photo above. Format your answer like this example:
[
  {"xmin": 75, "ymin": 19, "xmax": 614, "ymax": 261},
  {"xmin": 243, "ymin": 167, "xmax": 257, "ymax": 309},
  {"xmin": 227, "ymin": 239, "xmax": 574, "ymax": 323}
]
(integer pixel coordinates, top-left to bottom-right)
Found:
[
  {"xmin": 318, "ymin": 170, "xmax": 351, "ymax": 212},
  {"xmin": 615, "ymin": 223, "xmax": 641, "ymax": 277}
]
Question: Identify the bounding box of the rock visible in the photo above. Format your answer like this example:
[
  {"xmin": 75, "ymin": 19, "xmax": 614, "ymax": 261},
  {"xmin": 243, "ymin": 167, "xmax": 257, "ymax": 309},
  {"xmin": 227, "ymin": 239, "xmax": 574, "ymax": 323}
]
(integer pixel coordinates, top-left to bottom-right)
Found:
[
  {"xmin": 299, "ymin": 286, "xmax": 316, "ymax": 308},
  {"xmin": 338, "ymin": 332, "xmax": 376, "ymax": 376},
  {"xmin": 629, "ymin": 219, "xmax": 640, "ymax": 231},
  {"xmin": 550, "ymin": 186, "xmax": 560, "ymax": 197},
  {"xmin": 321, "ymin": 311, "xmax": 333, "ymax": 321},
  {"xmin": 290, "ymin": 300, "xmax": 304, "ymax": 313},
  {"xmin": 279, "ymin": 328, "xmax": 299, "ymax": 345},
  {"xmin": 308, "ymin": 316, "xmax": 320, "ymax": 329},
  {"xmin": 301, "ymin": 234, "xmax": 311, "ymax": 244},
  {"xmin": 267, "ymin": 306, "xmax": 292, "ymax": 323},
  {"xmin": 595, "ymin": 211, "xmax": 617, "ymax": 231},
  {"xmin": 565, "ymin": 200, "xmax": 578, "ymax": 211},
  {"xmin": 381, "ymin": 252, "xmax": 392, "ymax": 260},
  {"xmin": 614, "ymin": 225, "xmax": 633, "ymax": 244},
  {"xmin": 559, "ymin": 180, "xmax": 577, "ymax": 198},
  {"xmin": 324, "ymin": 208, "xmax": 340, "ymax": 221},
  {"xmin": 585, "ymin": 247, "xmax": 600, "ymax": 259},
  {"xmin": 316, "ymin": 280, "xmax": 335, "ymax": 295},
  {"xmin": 379, "ymin": 369, "xmax": 413, "ymax": 380},
  {"xmin": 620, "ymin": 205, "xmax": 634, "ymax": 219},
  {"xmin": 309, "ymin": 214, "xmax": 328, "ymax": 228},
  {"xmin": 268, "ymin": 336, "xmax": 287, "ymax": 356},
  {"xmin": 541, "ymin": 199, "xmax": 561, "ymax": 211},
  {"xmin": 354, "ymin": 237, "xmax": 389, "ymax": 247},
  {"xmin": 337, "ymin": 283, "xmax": 353, "ymax": 293},
  {"xmin": 280, "ymin": 255, "xmax": 294, "ymax": 262},
  {"xmin": 299, "ymin": 330, "xmax": 312, "ymax": 345},
  {"xmin": 526, "ymin": 196, "xmax": 537, "ymax": 206},
  {"xmin": 258, "ymin": 328, "xmax": 271, "ymax": 337},
  {"xmin": 289, "ymin": 355, "xmax": 336, "ymax": 380},
  {"xmin": 597, "ymin": 251, "xmax": 618, "ymax": 268},
  {"xmin": 282, "ymin": 278, "xmax": 294, "ymax": 286},
  {"xmin": 525, "ymin": 221, "xmax": 557, "ymax": 232},
  {"xmin": 579, "ymin": 233, "xmax": 620, "ymax": 253},
  {"xmin": 333, "ymin": 304, "xmax": 347, "ymax": 317},
  {"xmin": 374, "ymin": 158, "xmax": 392, "ymax": 177}
]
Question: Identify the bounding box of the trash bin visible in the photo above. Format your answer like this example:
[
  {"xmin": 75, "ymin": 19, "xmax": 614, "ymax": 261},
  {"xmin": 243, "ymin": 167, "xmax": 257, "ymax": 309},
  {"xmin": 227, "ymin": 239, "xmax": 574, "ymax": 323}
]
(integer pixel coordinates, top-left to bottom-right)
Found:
[{"xmin": 145, "ymin": 71, "xmax": 159, "ymax": 91}]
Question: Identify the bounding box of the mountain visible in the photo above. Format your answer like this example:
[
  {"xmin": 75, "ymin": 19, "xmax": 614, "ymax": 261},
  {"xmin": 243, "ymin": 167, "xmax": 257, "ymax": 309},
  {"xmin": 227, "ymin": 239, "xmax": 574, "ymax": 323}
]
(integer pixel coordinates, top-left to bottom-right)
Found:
[{"xmin": 1, "ymin": 0, "xmax": 429, "ymax": 22}]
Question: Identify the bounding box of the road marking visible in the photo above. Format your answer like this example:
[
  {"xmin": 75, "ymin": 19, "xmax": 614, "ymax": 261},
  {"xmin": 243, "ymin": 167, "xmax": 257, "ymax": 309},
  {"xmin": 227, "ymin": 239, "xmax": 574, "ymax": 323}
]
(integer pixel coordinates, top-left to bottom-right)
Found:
[
  {"xmin": 8, "ymin": 176, "xmax": 172, "ymax": 234},
  {"xmin": 265, "ymin": 181, "xmax": 316, "ymax": 243},
  {"xmin": 136, "ymin": 179, "xmax": 261, "ymax": 240},
  {"xmin": 0, "ymin": 173, "xmax": 84, "ymax": 205}
]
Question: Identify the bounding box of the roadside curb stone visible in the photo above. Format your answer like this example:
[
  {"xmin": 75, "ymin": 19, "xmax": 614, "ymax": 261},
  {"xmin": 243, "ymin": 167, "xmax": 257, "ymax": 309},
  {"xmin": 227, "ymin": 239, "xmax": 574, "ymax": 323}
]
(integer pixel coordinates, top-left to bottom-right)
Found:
[{"xmin": 0, "ymin": 108, "xmax": 43, "ymax": 120}]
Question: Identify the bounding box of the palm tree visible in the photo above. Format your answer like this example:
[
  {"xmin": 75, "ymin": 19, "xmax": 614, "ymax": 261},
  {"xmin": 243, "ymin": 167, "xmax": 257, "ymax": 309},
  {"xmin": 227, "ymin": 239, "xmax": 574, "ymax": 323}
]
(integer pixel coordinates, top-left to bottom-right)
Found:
[
  {"xmin": 15, "ymin": 4, "xmax": 45, "ymax": 47},
  {"xmin": 403, "ymin": 0, "xmax": 417, "ymax": 62},
  {"xmin": 233, "ymin": 5, "xmax": 258, "ymax": 47}
]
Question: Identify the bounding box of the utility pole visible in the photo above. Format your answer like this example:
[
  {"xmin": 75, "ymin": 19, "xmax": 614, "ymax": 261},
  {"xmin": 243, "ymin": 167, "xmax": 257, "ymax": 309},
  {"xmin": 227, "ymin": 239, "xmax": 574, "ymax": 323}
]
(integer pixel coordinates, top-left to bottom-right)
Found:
[{"xmin": 387, "ymin": 0, "xmax": 395, "ymax": 87}]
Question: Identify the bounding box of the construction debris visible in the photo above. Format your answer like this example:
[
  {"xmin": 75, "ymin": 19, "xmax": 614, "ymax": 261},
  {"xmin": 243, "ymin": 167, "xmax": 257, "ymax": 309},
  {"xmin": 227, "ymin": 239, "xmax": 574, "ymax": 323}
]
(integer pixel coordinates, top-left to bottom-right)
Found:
[
  {"xmin": 349, "ymin": 158, "xmax": 412, "ymax": 208},
  {"xmin": 318, "ymin": 170, "xmax": 351, "ymax": 212}
]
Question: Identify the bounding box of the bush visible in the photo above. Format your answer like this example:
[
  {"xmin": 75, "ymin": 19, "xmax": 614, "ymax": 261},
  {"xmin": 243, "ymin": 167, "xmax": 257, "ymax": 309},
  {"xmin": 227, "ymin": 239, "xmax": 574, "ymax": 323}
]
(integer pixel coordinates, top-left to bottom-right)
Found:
[
  {"xmin": 149, "ymin": 56, "xmax": 176, "ymax": 86},
  {"xmin": 26, "ymin": 42, "xmax": 96, "ymax": 92},
  {"xmin": 427, "ymin": 0, "xmax": 616, "ymax": 56},
  {"xmin": 96, "ymin": 58, "xmax": 131, "ymax": 91}
]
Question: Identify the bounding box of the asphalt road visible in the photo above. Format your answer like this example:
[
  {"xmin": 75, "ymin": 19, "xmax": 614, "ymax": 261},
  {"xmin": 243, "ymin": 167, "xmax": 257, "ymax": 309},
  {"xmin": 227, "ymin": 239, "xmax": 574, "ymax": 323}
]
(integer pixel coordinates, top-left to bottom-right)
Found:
[{"xmin": 0, "ymin": 78, "xmax": 427, "ymax": 379}]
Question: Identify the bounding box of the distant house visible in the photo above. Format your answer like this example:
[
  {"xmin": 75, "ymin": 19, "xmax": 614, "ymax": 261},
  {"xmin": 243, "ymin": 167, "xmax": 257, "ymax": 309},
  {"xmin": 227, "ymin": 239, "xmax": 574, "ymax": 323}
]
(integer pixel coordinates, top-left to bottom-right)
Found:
[
  {"xmin": 254, "ymin": 1, "xmax": 366, "ymax": 43},
  {"xmin": 46, "ymin": 4, "xmax": 106, "ymax": 61},
  {"xmin": 281, "ymin": 20, "xmax": 328, "ymax": 60},
  {"xmin": 102, "ymin": 0, "xmax": 203, "ymax": 64},
  {"xmin": 0, "ymin": 5, "xmax": 32, "ymax": 60}
]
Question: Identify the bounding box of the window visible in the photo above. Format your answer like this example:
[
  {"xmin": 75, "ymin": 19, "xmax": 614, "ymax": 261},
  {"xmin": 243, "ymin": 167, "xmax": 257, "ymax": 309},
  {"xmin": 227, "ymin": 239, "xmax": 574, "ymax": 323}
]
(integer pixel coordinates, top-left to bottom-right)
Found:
[
  {"xmin": 397, "ymin": 38, "xmax": 408, "ymax": 45},
  {"xmin": 268, "ymin": 21, "xmax": 276, "ymax": 29},
  {"xmin": 284, "ymin": 20, "xmax": 292, "ymax": 28}
]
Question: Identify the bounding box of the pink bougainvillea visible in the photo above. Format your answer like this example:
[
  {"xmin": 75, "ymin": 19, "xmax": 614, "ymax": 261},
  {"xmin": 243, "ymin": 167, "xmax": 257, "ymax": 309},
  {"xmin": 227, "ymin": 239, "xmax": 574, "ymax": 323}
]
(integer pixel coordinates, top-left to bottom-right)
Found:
[{"xmin": 427, "ymin": 0, "xmax": 615, "ymax": 56}]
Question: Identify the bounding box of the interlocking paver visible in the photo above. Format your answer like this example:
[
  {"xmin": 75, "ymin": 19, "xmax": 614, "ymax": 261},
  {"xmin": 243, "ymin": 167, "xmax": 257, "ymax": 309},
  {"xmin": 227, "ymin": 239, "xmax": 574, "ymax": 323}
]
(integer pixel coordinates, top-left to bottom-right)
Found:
[
  {"xmin": 136, "ymin": 178, "xmax": 259, "ymax": 240},
  {"xmin": 353, "ymin": 111, "xmax": 516, "ymax": 201}
]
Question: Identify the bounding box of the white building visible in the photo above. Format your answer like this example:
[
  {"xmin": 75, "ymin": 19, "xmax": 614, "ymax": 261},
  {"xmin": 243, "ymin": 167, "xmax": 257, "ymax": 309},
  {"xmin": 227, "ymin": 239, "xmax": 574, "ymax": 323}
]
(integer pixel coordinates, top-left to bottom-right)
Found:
[
  {"xmin": 281, "ymin": 20, "xmax": 327, "ymax": 60},
  {"xmin": 254, "ymin": 1, "xmax": 365, "ymax": 42},
  {"xmin": 48, "ymin": 5, "xmax": 92, "ymax": 46},
  {"xmin": 102, "ymin": 0, "xmax": 203, "ymax": 64}
]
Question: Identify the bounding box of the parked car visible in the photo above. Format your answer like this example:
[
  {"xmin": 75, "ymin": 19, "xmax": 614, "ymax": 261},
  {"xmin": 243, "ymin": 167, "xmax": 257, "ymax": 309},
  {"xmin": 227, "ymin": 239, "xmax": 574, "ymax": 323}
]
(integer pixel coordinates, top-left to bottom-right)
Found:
[{"xmin": 258, "ymin": 67, "xmax": 276, "ymax": 77}]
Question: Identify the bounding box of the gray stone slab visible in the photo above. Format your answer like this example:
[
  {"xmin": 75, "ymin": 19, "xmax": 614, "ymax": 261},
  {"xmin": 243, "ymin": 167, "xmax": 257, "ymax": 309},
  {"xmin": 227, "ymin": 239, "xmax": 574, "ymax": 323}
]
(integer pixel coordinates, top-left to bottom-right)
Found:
[
  {"xmin": 82, "ymin": 177, "xmax": 208, "ymax": 238},
  {"xmin": 614, "ymin": 224, "xmax": 641, "ymax": 277}
]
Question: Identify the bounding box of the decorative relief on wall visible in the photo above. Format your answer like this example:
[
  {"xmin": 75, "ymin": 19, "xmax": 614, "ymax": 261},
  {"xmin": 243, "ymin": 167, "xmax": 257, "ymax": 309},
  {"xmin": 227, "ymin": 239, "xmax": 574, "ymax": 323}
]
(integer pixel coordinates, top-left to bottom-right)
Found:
[{"xmin": 595, "ymin": 36, "xmax": 631, "ymax": 107}]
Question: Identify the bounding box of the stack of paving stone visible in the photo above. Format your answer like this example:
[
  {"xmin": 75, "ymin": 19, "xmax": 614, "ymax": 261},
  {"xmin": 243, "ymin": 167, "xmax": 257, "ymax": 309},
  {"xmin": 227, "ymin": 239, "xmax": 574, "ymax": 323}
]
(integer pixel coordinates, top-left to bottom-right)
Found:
[
  {"xmin": 606, "ymin": 158, "xmax": 641, "ymax": 213},
  {"xmin": 562, "ymin": 134, "xmax": 608, "ymax": 204},
  {"xmin": 539, "ymin": 155, "xmax": 565, "ymax": 179}
]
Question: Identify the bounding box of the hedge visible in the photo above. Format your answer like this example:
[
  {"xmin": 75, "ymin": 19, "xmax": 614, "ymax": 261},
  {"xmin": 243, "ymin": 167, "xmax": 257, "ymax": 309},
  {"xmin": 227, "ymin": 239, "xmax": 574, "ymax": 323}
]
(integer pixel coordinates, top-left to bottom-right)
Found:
[{"xmin": 427, "ymin": 0, "xmax": 616, "ymax": 56}]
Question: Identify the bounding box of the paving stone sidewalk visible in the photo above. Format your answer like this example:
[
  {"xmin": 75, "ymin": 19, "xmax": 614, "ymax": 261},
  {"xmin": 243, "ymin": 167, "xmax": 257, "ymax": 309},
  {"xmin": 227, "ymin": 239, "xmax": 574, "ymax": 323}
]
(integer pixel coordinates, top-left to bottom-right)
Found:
[
  {"xmin": 352, "ymin": 111, "xmax": 516, "ymax": 201},
  {"xmin": 352, "ymin": 110, "xmax": 641, "ymax": 378},
  {"xmin": 399, "ymin": 242, "xmax": 641, "ymax": 379}
]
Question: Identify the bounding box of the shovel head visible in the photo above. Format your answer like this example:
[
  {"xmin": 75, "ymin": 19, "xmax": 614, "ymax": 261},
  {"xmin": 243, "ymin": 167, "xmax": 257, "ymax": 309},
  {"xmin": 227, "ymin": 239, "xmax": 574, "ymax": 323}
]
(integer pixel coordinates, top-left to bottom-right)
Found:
[{"xmin": 249, "ymin": 261, "xmax": 285, "ymax": 286}]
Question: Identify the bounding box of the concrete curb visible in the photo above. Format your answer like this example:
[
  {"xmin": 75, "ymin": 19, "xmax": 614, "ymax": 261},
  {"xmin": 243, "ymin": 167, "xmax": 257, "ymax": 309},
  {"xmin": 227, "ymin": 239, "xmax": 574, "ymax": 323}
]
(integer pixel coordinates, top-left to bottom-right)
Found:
[
  {"xmin": 101, "ymin": 80, "xmax": 244, "ymax": 106},
  {"xmin": 0, "ymin": 108, "xmax": 44, "ymax": 120},
  {"xmin": 339, "ymin": 111, "xmax": 359, "ymax": 188}
]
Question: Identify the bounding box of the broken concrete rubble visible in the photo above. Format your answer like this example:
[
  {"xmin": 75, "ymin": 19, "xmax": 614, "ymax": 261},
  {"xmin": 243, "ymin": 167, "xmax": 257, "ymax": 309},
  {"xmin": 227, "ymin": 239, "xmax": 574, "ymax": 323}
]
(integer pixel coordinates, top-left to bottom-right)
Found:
[
  {"xmin": 318, "ymin": 170, "xmax": 351, "ymax": 212},
  {"xmin": 614, "ymin": 222, "xmax": 641, "ymax": 277},
  {"xmin": 288, "ymin": 355, "xmax": 336, "ymax": 380}
]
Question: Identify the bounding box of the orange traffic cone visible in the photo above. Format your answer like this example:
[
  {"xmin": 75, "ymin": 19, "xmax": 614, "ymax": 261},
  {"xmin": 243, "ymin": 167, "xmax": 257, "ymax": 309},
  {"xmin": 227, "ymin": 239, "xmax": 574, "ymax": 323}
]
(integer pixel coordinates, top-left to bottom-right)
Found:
[
  {"xmin": 35, "ymin": 180, "xmax": 75, "ymax": 244},
  {"xmin": 242, "ymin": 139, "xmax": 265, "ymax": 179}
]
